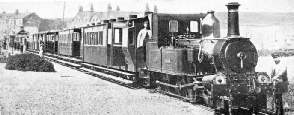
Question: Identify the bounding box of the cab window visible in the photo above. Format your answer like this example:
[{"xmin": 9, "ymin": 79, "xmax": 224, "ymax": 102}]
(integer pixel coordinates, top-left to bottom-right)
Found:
[
  {"xmin": 114, "ymin": 28, "xmax": 122, "ymax": 44},
  {"xmin": 190, "ymin": 21, "xmax": 199, "ymax": 32}
]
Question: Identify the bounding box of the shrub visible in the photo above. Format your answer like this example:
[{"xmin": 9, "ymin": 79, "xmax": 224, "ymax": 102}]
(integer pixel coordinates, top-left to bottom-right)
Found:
[{"xmin": 5, "ymin": 53, "xmax": 55, "ymax": 72}]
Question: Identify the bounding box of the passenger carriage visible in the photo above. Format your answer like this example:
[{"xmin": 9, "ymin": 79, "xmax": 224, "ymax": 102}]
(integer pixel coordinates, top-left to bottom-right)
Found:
[
  {"xmin": 45, "ymin": 30, "xmax": 59, "ymax": 54},
  {"xmin": 26, "ymin": 35, "xmax": 34, "ymax": 51},
  {"xmin": 58, "ymin": 28, "xmax": 81, "ymax": 57},
  {"xmin": 81, "ymin": 18, "xmax": 131, "ymax": 70},
  {"xmin": 32, "ymin": 33, "xmax": 39, "ymax": 51}
]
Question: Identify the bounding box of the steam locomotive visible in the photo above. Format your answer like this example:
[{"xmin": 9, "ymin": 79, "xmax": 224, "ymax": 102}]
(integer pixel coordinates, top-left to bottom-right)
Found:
[{"xmin": 25, "ymin": 2, "xmax": 288, "ymax": 115}]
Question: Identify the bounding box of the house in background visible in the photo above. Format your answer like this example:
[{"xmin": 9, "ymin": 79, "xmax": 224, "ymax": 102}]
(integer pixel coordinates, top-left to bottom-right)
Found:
[
  {"xmin": 0, "ymin": 9, "xmax": 42, "ymax": 41},
  {"xmin": 67, "ymin": 3, "xmax": 155, "ymax": 28}
]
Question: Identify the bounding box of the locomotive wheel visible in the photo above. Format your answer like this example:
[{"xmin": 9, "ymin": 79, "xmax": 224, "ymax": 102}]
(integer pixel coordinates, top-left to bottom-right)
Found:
[
  {"xmin": 163, "ymin": 75, "xmax": 170, "ymax": 92},
  {"xmin": 156, "ymin": 74, "xmax": 164, "ymax": 94},
  {"xmin": 224, "ymin": 99, "xmax": 238, "ymax": 115},
  {"xmin": 175, "ymin": 77, "xmax": 182, "ymax": 95},
  {"xmin": 186, "ymin": 77, "xmax": 194, "ymax": 102},
  {"xmin": 175, "ymin": 77, "xmax": 189, "ymax": 101},
  {"xmin": 181, "ymin": 80, "xmax": 189, "ymax": 101}
]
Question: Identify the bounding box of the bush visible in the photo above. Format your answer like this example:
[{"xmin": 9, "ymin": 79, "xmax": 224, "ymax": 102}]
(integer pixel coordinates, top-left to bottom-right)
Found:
[{"xmin": 5, "ymin": 53, "xmax": 55, "ymax": 72}]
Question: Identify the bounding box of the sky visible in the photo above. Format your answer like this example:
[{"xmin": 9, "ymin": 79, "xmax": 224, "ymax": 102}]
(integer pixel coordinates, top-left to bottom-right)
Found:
[{"xmin": 0, "ymin": 0, "xmax": 293, "ymax": 19}]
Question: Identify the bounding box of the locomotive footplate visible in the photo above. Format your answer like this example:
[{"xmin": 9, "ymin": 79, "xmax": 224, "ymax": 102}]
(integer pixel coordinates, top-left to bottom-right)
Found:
[{"xmin": 211, "ymin": 82, "xmax": 288, "ymax": 96}]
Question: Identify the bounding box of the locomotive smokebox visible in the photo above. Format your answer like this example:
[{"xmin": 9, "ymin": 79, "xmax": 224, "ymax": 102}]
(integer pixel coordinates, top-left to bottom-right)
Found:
[{"xmin": 226, "ymin": 2, "xmax": 240, "ymax": 37}]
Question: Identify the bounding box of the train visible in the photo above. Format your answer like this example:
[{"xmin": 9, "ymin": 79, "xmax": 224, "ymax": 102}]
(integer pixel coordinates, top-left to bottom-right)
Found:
[{"xmin": 23, "ymin": 2, "xmax": 288, "ymax": 115}]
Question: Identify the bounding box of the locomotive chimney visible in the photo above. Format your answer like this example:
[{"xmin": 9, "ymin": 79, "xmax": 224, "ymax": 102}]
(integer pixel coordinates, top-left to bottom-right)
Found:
[{"xmin": 226, "ymin": 2, "xmax": 240, "ymax": 37}]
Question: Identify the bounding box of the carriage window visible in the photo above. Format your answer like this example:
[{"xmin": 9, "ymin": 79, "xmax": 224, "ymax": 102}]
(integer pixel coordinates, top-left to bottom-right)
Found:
[
  {"xmin": 128, "ymin": 31, "xmax": 134, "ymax": 44},
  {"xmin": 86, "ymin": 33, "xmax": 89, "ymax": 45},
  {"xmin": 70, "ymin": 34, "xmax": 72, "ymax": 42},
  {"xmin": 90, "ymin": 33, "xmax": 93, "ymax": 45},
  {"xmin": 76, "ymin": 33, "xmax": 79, "ymax": 41},
  {"xmin": 94, "ymin": 32, "xmax": 97, "ymax": 45},
  {"xmin": 84, "ymin": 34, "xmax": 87, "ymax": 45},
  {"xmin": 72, "ymin": 33, "xmax": 75, "ymax": 41},
  {"xmin": 63, "ymin": 35, "xmax": 65, "ymax": 43},
  {"xmin": 84, "ymin": 33, "xmax": 86, "ymax": 44},
  {"xmin": 114, "ymin": 29, "xmax": 122, "ymax": 44},
  {"xmin": 68, "ymin": 34, "xmax": 70, "ymax": 43},
  {"xmin": 95, "ymin": 32, "xmax": 98, "ymax": 45},
  {"xmin": 108, "ymin": 29, "xmax": 112, "ymax": 44},
  {"xmin": 62, "ymin": 34, "xmax": 66, "ymax": 43},
  {"xmin": 190, "ymin": 21, "xmax": 199, "ymax": 32},
  {"xmin": 93, "ymin": 32, "xmax": 96, "ymax": 45},
  {"xmin": 89, "ymin": 33, "xmax": 91, "ymax": 45},
  {"xmin": 89, "ymin": 33, "xmax": 92, "ymax": 45},
  {"xmin": 66, "ymin": 35, "xmax": 68, "ymax": 43},
  {"xmin": 99, "ymin": 31, "xmax": 103, "ymax": 45},
  {"xmin": 169, "ymin": 20, "xmax": 178, "ymax": 32}
]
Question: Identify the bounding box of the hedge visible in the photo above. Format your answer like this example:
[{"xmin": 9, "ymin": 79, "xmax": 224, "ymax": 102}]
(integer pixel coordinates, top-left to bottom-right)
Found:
[{"xmin": 5, "ymin": 53, "xmax": 55, "ymax": 72}]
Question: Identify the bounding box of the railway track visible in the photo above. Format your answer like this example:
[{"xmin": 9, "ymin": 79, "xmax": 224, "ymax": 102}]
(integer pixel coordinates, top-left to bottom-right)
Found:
[{"xmin": 27, "ymin": 51, "xmax": 279, "ymax": 115}]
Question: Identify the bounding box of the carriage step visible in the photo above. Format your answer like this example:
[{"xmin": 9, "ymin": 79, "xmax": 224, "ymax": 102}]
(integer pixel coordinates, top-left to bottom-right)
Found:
[
  {"xmin": 80, "ymin": 67, "xmax": 133, "ymax": 84},
  {"xmin": 81, "ymin": 63, "xmax": 135, "ymax": 76}
]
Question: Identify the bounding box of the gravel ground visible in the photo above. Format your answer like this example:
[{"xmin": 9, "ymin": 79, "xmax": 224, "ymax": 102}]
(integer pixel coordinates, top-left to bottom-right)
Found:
[
  {"xmin": 0, "ymin": 55, "xmax": 293, "ymax": 115},
  {"xmin": 0, "ymin": 62, "xmax": 213, "ymax": 115}
]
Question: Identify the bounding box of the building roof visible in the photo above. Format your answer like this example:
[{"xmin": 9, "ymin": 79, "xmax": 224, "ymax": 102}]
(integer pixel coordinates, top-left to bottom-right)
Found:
[
  {"xmin": 72, "ymin": 10, "xmax": 143, "ymax": 22},
  {"xmin": 72, "ymin": 11, "xmax": 99, "ymax": 21},
  {"xmin": 0, "ymin": 13, "xmax": 14, "ymax": 20},
  {"xmin": 106, "ymin": 11, "xmax": 143, "ymax": 20},
  {"xmin": 13, "ymin": 12, "xmax": 34, "ymax": 19},
  {"xmin": 0, "ymin": 12, "xmax": 34, "ymax": 19}
]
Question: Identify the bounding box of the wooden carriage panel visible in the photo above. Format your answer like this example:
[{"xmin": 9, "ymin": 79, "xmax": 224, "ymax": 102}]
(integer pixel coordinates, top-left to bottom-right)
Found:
[
  {"xmin": 112, "ymin": 46, "xmax": 125, "ymax": 66},
  {"xmin": 83, "ymin": 46, "xmax": 107, "ymax": 65}
]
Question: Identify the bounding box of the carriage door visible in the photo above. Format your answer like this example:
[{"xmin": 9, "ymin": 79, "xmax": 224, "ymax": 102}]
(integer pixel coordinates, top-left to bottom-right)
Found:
[
  {"xmin": 54, "ymin": 33, "xmax": 58, "ymax": 54},
  {"xmin": 111, "ymin": 28, "xmax": 125, "ymax": 68},
  {"xmin": 122, "ymin": 27, "xmax": 137, "ymax": 72}
]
